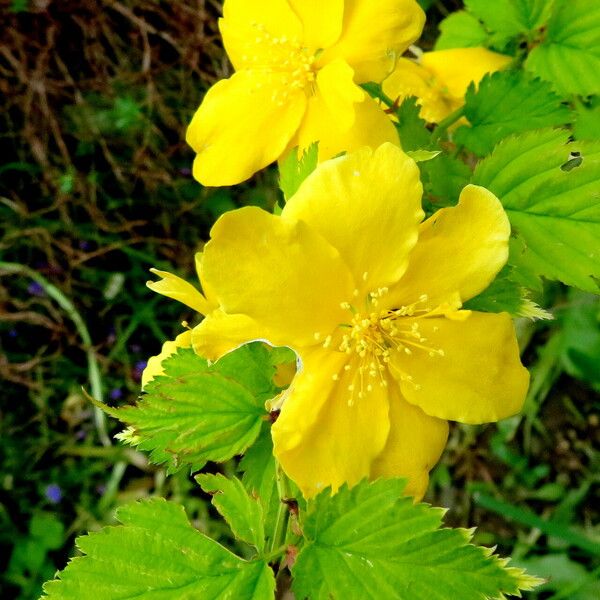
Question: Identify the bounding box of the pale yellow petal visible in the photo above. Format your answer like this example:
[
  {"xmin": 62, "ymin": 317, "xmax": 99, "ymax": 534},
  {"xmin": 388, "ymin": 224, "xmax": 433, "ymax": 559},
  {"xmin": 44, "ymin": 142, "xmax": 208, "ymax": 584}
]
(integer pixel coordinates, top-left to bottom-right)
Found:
[
  {"xmin": 320, "ymin": 0, "xmax": 426, "ymax": 83},
  {"xmin": 220, "ymin": 0, "xmax": 303, "ymax": 70},
  {"xmin": 293, "ymin": 93, "xmax": 399, "ymax": 160},
  {"xmin": 273, "ymin": 348, "xmax": 390, "ymax": 497},
  {"xmin": 147, "ymin": 269, "xmax": 214, "ymax": 315},
  {"xmin": 316, "ymin": 59, "xmax": 364, "ymax": 130},
  {"xmin": 283, "ymin": 144, "xmax": 423, "ymax": 294},
  {"xmin": 186, "ymin": 70, "xmax": 306, "ymax": 186},
  {"xmin": 371, "ymin": 381, "xmax": 448, "ymax": 501},
  {"xmin": 421, "ymin": 47, "xmax": 513, "ymax": 101},
  {"xmin": 201, "ymin": 206, "xmax": 355, "ymax": 349},
  {"xmin": 391, "ymin": 312, "xmax": 529, "ymax": 424},
  {"xmin": 192, "ymin": 309, "xmax": 268, "ymax": 362},
  {"xmin": 288, "ymin": 0, "xmax": 344, "ymax": 49},
  {"xmin": 387, "ymin": 184, "xmax": 510, "ymax": 308},
  {"xmin": 382, "ymin": 57, "xmax": 454, "ymax": 123},
  {"xmin": 141, "ymin": 330, "xmax": 193, "ymax": 389}
]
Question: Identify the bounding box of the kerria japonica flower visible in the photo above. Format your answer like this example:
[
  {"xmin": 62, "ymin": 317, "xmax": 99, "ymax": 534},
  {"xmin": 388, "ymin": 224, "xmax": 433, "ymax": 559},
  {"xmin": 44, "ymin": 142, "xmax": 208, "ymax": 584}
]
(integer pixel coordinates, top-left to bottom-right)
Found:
[
  {"xmin": 144, "ymin": 144, "xmax": 529, "ymax": 500},
  {"xmin": 187, "ymin": 0, "xmax": 425, "ymax": 185},
  {"xmin": 383, "ymin": 47, "xmax": 512, "ymax": 123}
]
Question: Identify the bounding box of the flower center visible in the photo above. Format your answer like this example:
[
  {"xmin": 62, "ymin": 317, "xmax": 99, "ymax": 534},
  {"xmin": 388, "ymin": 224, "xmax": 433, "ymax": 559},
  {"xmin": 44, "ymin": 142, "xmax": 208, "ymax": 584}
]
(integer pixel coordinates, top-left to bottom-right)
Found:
[
  {"xmin": 316, "ymin": 284, "xmax": 445, "ymax": 406},
  {"xmin": 243, "ymin": 23, "xmax": 317, "ymax": 101}
]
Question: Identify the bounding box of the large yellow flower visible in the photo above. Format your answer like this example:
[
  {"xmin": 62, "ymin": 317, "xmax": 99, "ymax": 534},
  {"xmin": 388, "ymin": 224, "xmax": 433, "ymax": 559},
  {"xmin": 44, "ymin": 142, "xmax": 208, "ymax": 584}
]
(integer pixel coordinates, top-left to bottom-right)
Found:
[
  {"xmin": 382, "ymin": 47, "xmax": 512, "ymax": 123},
  {"xmin": 145, "ymin": 144, "xmax": 529, "ymax": 501},
  {"xmin": 187, "ymin": 0, "xmax": 425, "ymax": 186}
]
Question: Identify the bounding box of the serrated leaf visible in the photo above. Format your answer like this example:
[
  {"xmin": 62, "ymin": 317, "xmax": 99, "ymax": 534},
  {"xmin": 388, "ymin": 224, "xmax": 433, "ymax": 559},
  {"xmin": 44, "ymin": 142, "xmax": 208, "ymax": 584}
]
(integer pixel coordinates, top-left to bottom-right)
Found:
[
  {"xmin": 108, "ymin": 344, "xmax": 275, "ymax": 472},
  {"xmin": 394, "ymin": 97, "xmax": 432, "ymax": 151},
  {"xmin": 279, "ymin": 143, "xmax": 318, "ymax": 202},
  {"xmin": 42, "ymin": 499, "xmax": 275, "ymax": 599},
  {"xmin": 196, "ymin": 473, "xmax": 265, "ymax": 552},
  {"xmin": 454, "ymin": 71, "xmax": 570, "ymax": 156},
  {"xmin": 525, "ymin": 0, "xmax": 600, "ymax": 96},
  {"xmin": 292, "ymin": 479, "xmax": 541, "ymax": 600},
  {"xmin": 464, "ymin": 266, "xmax": 551, "ymax": 319},
  {"xmin": 473, "ymin": 129, "xmax": 600, "ymax": 293},
  {"xmin": 435, "ymin": 11, "xmax": 490, "ymax": 50},
  {"xmin": 574, "ymin": 97, "xmax": 600, "ymax": 142}
]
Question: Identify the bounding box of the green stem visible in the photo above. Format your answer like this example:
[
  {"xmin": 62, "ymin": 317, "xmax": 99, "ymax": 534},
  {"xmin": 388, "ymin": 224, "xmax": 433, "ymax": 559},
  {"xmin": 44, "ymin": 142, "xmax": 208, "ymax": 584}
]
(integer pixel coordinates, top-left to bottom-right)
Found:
[
  {"xmin": 0, "ymin": 261, "xmax": 111, "ymax": 447},
  {"xmin": 261, "ymin": 544, "xmax": 289, "ymax": 565},
  {"xmin": 270, "ymin": 460, "xmax": 292, "ymax": 556},
  {"xmin": 360, "ymin": 82, "xmax": 397, "ymax": 111},
  {"xmin": 431, "ymin": 106, "xmax": 465, "ymax": 142}
]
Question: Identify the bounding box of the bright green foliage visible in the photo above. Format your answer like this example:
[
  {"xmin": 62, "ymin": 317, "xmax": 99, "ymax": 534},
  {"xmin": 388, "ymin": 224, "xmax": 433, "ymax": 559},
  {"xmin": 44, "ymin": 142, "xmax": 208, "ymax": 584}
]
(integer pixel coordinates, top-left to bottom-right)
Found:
[
  {"xmin": 435, "ymin": 11, "xmax": 489, "ymax": 49},
  {"xmin": 574, "ymin": 98, "xmax": 600, "ymax": 141},
  {"xmin": 455, "ymin": 71, "xmax": 570, "ymax": 156},
  {"xmin": 465, "ymin": 266, "xmax": 551, "ymax": 319},
  {"xmin": 196, "ymin": 473, "xmax": 266, "ymax": 552},
  {"xmin": 557, "ymin": 290, "xmax": 600, "ymax": 384},
  {"xmin": 292, "ymin": 479, "xmax": 541, "ymax": 600},
  {"xmin": 525, "ymin": 0, "xmax": 600, "ymax": 96},
  {"xmin": 42, "ymin": 499, "xmax": 275, "ymax": 599},
  {"xmin": 239, "ymin": 428, "xmax": 281, "ymax": 545},
  {"xmin": 107, "ymin": 344, "xmax": 276, "ymax": 472},
  {"xmin": 279, "ymin": 143, "xmax": 318, "ymax": 201},
  {"xmin": 472, "ymin": 129, "xmax": 600, "ymax": 293},
  {"xmin": 394, "ymin": 97, "xmax": 432, "ymax": 151},
  {"xmin": 421, "ymin": 153, "xmax": 472, "ymax": 207}
]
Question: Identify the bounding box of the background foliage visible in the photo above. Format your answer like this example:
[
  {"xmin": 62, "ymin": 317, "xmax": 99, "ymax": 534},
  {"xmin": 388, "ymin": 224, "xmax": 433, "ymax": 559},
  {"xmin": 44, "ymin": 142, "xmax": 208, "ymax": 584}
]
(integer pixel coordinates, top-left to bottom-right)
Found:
[{"xmin": 0, "ymin": 1, "xmax": 598, "ymax": 598}]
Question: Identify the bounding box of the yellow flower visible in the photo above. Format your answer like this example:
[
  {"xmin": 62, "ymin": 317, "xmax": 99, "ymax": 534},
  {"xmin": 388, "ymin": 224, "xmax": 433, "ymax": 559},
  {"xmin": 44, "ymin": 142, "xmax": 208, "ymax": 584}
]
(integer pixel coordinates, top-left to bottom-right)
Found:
[
  {"xmin": 187, "ymin": 0, "xmax": 425, "ymax": 185},
  {"xmin": 382, "ymin": 47, "xmax": 513, "ymax": 123},
  {"xmin": 147, "ymin": 143, "xmax": 529, "ymax": 500}
]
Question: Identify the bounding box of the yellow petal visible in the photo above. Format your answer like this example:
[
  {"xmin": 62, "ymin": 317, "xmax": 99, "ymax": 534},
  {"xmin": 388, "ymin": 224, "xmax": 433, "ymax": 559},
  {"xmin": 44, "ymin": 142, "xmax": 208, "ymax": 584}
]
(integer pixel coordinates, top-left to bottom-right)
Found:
[
  {"xmin": 147, "ymin": 269, "xmax": 214, "ymax": 315},
  {"xmin": 288, "ymin": 0, "xmax": 344, "ymax": 49},
  {"xmin": 272, "ymin": 348, "xmax": 390, "ymax": 497},
  {"xmin": 283, "ymin": 144, "xmax": 423, "ymax": 293},
  {"xmin": 316, "ymin": 59, "xmax": 364, "ymax": 130},
  {"xmin": 192, "ymin": 309, "xmax": 268, "ymax": 362},
  {"xmin": 391, "ymin": 311, "xmax": 529, "ymax": 424},
  {"xmin": 141, "ymin": 330, "xmax": 193, "ymax": 389},
  {"xmin": 382, "ymin": 57, "xmax": 455, "ymax": 124},
  {"xmin": 294, "ymin": 93, "xmax": 399, "ymax": 160},
  {"xmin": 220, "ymin": 0, "xmax": 303, "ymax": 70},
  {"xmin": 388, "ymin": 184, "xmax": 510, "ymax": 307},
  {"xmin": 201, "ymin": 206, "xmax": 355, "ymax": 349},
  {"xmin": 320, "ymin": 0, "xmax": 426, "ymax": 83},
  {"xmin": 421, "ymin": 47, "xmax": 513, "ymax": 101},
  {"xmin": 371, "ymin": 381, "xmax": 448, "ymax": 501},
  {"xmin": 186, "ymin": 70, "xmax": 306, "ymax": 186}
]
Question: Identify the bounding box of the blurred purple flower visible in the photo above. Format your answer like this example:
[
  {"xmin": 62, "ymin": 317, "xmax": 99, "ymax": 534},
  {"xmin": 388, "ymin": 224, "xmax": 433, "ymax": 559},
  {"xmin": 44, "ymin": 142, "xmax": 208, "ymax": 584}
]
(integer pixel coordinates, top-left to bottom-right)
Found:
[
  {"xmin": 8, "ymin": 329, "xmax": 18, "ymax": 338},
  {"xmin": 28, "ymin": 281, "xmax": 45, "ymax": 297},
  {"xmin": 109, "ymin": 388, "xmax": 123, "ymax": 401},
  {"xmin": 45, "ymin": 483, "xmax": 62, "ymax": 504},
  {"xmin": 75, "ymin": 429, "xmax": 87, "ymax": 441},
  {"xmin": 179, "ymin": 167, "xmax": 192, "ymax": 176},
  {"xmin": 79, "ymin": 240, "xmax": 91, "ymax": 250},
  {"xmin": 129, "ymin": 343, "xmax": 141, "ymax": 353},
  {"xmin": 132, "ymin": 360, "xmax": 147, "ymax": 382}
]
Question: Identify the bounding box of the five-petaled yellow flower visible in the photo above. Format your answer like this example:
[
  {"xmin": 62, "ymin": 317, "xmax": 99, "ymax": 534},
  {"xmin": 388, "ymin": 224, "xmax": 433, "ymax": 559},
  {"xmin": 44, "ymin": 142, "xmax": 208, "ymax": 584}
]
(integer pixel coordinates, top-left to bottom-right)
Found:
[
  {"xmin": 187, "ymin": 0, "xmax": 425, "ymax": 186},
  {"xmin": 383, "ymin": 47, "xmax": 512, "ymax": 123},
  {"xmin": 145, "ymin": 144, "xmax": 529, "ymax": 500}
]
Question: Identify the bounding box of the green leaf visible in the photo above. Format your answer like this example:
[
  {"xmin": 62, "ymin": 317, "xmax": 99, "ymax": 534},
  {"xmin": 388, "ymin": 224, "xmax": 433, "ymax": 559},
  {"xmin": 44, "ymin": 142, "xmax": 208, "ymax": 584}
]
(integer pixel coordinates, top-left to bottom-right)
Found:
[
  {"xmin": 557, "ymin": 290, "xmax": 600, "ymax": 384},
  {"xmin": 239, "ymin": 427, "xmax": 281, "ymax": 546},
  {"xmin": 109, "ymin": 344, "xmax": 275, "ymax": 472},
  {"xmin": 196, "ymin": 473, "xmax": 265, "ymax": 552},
  {"xmin": 435, "ymin": 11, "xmax": 489, "ymax": 50},
  {"xmin": 454, "ymin": 71, "xmax": 570, "ymax": 156},
  {"xmin": 465, "ymin": 266, "xmax": 551, "ymax": 319},
  {"xmin": 42, "ymin": 499, "xmax": 275, "ymax": 599},
  {"xmin": 525, "ymin": 0, "xmax": 600, "ymax": 96},
  {"xmin": 472, "ymin": 129, "xmax": 600, "ymax": 293},
  {"xmin": 574, "ymin": 97, "xmax": 600, "ymax": 142},
  {"xmin": 292, "ymin": 479, "xmax": 541, "ymax": 600},
  {"xmin": 465, "ymin": 0, "xmax": 552, "ymax": 40},
  {"xmin": 394, "ymin": 97, "xmax": 432, "ymax": 152},
  {"xmin": 279, "ymin": 143, "xmax": 318, "ymax": 201},
  {"xmin": 421, "ymin": 153, "xmax": 472, "ymax": 207},
  {"xmin": 406, "ymin": 149, "xmax": 441, "ymax": 163}
]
